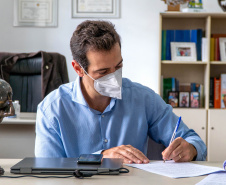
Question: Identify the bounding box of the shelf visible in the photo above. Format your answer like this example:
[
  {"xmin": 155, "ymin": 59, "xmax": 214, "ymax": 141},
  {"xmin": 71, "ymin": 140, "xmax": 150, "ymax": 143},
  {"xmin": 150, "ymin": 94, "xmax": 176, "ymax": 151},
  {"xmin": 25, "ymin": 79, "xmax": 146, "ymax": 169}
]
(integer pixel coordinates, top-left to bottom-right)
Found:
[
  {"xmin": 161, "ymin": 12, "xmax": 226, "ymax": 18},
  {"xmin": 1, "ymin": 112, "xmax": 36, "ymax": 125},
  {"xmin": 210, "ymin": 61, "xmax": 226, "ymax": 64},
  {"xmin": 162, "ymin": 60, "xmax": 207, "ymax": 64}
]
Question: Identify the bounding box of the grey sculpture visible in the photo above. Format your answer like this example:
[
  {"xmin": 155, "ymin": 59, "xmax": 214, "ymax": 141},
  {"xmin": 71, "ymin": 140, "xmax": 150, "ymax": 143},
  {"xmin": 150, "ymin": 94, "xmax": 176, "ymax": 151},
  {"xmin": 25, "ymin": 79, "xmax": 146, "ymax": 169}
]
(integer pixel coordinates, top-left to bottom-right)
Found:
[{"xmin": 0, "ymin": 79, "xmax": 15, "ymax": 123}]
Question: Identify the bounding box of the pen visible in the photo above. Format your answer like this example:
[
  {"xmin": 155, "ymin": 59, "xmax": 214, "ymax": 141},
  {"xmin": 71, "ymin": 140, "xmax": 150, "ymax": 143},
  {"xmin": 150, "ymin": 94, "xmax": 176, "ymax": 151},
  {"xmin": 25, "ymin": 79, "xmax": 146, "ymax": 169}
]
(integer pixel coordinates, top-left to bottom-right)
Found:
[{"xmin": 163, "ymin": 116, "xmax": 182, "ymax": 163}]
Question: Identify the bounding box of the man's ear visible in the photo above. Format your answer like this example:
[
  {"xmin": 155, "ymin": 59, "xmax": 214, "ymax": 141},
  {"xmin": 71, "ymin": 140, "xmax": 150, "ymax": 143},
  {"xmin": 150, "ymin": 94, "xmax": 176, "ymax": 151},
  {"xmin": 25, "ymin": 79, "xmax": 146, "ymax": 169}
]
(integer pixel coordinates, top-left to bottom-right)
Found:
[{"xmin": 72, "ymin": 60, "xmax": 84, "ymax": 77}]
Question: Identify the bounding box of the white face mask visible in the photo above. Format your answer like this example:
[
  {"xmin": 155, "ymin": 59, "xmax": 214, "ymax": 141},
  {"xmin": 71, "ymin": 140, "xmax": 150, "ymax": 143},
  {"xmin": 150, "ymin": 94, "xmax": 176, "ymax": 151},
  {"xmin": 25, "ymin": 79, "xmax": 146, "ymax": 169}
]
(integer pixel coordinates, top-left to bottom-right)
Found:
[{"xmin": 82, "ymin": 67, "xmax": 122, "ymax": 99}]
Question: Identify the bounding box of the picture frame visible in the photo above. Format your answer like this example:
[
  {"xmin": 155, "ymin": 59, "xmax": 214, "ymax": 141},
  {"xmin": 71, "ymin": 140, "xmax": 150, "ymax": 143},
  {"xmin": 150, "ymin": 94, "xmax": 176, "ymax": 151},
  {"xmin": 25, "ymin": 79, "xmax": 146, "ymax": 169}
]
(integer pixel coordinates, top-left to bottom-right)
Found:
[
  {"xmin": 171, "ymin": 42, "xmax": 197, "ymax": 62},
  {"xmin": 219, "ymin": 37, "xmax": 226, "ymax": 61},
  {"xmin": 13, "ymin": 0, "xmax": 58, "ymax": 27},
  {"xmin": 72, "ymin": 0, "xmax": 120, "ymax": 18},
  {"xmin": 190, "ymin": 92, "xmax": 200, "ymax": 108},
  {"xmin": 179, "ymin": 92, "xmax": 190, "ymax": 108},
  {"xmin": 168, "ymin": 91, "xmax": 179, "ymax": 108}
]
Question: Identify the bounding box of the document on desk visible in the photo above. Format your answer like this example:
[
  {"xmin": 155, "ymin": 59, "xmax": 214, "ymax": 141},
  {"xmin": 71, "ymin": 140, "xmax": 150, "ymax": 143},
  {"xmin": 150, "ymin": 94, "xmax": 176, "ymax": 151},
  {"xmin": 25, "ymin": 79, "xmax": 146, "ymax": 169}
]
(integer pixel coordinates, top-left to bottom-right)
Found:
[
  {"xmin": 196, "ymin": 173, "xmax": 226, "ymax": 185},
  {"xmin": 126, "ymin": 161, "xmax": 226, "ymax": 178}
]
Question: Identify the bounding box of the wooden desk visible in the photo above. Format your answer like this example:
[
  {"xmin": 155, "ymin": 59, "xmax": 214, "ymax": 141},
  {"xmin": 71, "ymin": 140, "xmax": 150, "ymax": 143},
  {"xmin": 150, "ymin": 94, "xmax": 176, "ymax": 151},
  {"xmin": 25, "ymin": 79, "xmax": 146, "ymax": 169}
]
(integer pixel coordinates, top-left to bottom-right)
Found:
[{"xmin": 0, "ymin": 159, "xmax": 223, "ymax": 185}]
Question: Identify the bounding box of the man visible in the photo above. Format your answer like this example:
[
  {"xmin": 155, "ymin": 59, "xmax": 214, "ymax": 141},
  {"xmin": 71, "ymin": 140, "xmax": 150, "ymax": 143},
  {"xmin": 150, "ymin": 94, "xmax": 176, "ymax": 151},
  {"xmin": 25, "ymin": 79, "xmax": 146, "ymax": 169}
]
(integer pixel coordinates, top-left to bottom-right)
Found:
[{"xmin": 35, "ymin": 20, "xmax": 207, "ymax": 163}]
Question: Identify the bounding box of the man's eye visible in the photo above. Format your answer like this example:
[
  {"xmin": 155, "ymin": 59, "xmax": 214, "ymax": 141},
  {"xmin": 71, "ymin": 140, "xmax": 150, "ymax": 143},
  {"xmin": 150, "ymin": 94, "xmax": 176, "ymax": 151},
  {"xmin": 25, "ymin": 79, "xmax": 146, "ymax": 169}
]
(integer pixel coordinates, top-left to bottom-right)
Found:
[{"xmin": 99, "ymin": 71, "xmax": 107, "ymax": 75}]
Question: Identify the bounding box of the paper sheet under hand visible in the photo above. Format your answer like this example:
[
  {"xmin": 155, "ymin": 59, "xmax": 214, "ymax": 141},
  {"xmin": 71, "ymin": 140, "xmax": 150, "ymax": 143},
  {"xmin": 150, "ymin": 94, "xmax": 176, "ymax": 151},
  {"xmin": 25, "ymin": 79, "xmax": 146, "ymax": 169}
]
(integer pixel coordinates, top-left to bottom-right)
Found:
[
  {"xmin": 126, "ymin": 161, "xmax": 226, "ymax": 178},
  {"xmin": 196, "ymin": 173, "xmax": 226, "ymax": 185}
]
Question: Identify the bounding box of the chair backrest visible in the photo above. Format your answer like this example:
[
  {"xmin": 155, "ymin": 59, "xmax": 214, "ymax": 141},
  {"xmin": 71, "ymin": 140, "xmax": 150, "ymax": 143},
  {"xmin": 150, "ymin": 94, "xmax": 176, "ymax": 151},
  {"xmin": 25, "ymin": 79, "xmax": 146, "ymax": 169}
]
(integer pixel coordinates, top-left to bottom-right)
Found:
[
  {"xmin": 147, "ymin": 138, "xmax": 166, "ymax": 160},
  {"xmin": 9, "ymin": 56, "xmax": 42, "ymax": 112}
]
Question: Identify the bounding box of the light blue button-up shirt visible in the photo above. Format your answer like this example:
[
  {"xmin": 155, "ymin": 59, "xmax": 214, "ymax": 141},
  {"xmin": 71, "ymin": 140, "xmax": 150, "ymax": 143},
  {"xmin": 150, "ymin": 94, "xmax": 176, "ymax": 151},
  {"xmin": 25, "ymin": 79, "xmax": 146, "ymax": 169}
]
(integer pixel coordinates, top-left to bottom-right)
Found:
[{"xmin": 35, "ymin": 77, "xmax": 207, "ymax": 160}]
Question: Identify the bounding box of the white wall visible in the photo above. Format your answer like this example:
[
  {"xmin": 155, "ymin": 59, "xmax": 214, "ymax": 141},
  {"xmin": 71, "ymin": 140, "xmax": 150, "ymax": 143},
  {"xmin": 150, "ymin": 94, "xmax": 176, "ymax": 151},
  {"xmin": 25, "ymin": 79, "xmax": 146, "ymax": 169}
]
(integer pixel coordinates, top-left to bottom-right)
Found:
[{"xmin": 0, "ymin": 0, "xmax": 223, "ymax": 93}]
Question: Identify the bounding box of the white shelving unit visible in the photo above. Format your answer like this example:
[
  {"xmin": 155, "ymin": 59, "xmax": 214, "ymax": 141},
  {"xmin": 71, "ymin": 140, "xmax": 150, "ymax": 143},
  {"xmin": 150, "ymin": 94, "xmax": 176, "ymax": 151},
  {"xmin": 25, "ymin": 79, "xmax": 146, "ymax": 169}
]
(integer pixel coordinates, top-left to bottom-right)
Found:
[{"xmin": 159, "ymin": 12, "xmax": 226, "ymax": 161}]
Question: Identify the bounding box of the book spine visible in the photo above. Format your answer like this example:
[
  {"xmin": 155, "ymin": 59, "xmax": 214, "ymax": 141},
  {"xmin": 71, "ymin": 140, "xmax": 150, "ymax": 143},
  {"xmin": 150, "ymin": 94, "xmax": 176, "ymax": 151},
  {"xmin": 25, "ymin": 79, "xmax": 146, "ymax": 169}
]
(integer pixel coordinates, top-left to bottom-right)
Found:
[
  {"xmin": 221, "ymin": 74, "xmax": 226, "ymax": 108},
  {"xmin": 210, "ymin": 38, "xmax": 215, "ymax": 61},
  {"xmin": 214, "ymin": 77, "xmax": 221, "ymax": 108},
  {"xmin": 197, "ymin": 29, "xmax": 203, "ymax": 61},
  {"xmin": 161, "ymin": 30, "xmax": 167, "ymax": 60},
  {"xmin": 209, "ymin": 77, "xmax": 214, "ymax": 108},
  {"xmin": 202, "ymin": 38, "xmax": 208, "ymax": 62},
  {"xmin": 163, "ymin": 78, "xmax": 173, "ymax": 103},
  {"xmin": 214, "ymin": 38, "xmax": 220, "ymax": 61}
]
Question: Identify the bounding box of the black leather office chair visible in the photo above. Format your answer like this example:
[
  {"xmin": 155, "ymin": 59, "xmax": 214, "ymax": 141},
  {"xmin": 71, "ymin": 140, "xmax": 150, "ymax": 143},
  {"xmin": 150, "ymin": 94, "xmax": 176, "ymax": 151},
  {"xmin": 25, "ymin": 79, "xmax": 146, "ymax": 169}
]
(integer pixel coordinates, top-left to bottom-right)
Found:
[
  {"xmin": 9, "ymin": 56, "xmax": 42, "ymax": 112},
  {"xmin": 147, "ymin": 138, "xmax": 166, "ymax": 160}
]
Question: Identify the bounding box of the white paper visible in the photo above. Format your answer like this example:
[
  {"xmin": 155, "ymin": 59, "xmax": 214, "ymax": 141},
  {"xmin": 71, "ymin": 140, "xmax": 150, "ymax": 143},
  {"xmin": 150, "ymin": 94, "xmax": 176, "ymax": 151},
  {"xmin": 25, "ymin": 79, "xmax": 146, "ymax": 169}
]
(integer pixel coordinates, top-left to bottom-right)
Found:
[
  {"xmin": 126, "ymin": 161, "xmax": 226, "ymax": 178},
  {"xmin": 196, "ymin": 173, "xmax": 226, "ymax": 185}
]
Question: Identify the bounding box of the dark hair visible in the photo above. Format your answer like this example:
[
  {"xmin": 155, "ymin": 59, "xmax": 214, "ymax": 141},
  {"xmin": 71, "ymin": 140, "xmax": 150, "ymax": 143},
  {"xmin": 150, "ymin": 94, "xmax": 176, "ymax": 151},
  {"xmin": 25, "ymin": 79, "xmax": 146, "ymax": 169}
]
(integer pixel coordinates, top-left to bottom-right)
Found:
[{"xmin": 70, "ymin": 20, "xmax": 121, "ymax": 71}]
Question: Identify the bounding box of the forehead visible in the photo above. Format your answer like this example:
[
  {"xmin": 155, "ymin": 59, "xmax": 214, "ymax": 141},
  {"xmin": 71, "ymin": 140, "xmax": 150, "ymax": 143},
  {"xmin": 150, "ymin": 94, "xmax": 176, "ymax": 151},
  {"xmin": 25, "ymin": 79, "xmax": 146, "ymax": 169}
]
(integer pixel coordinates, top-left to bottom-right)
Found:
[{"xmin": 86, "ymin": 43, "xmax": 122, "ymax": 70}]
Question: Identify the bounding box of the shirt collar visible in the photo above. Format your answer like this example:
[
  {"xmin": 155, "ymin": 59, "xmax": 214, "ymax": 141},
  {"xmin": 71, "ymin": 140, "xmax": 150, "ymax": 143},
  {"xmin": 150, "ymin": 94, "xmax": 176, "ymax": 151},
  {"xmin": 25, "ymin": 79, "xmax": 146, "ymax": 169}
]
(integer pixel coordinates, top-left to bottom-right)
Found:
[
  {"xmin": 72, "ymin": 77, "xmax": 89, "ymax": 106},
  {"xmin": 72, "ymin": 77, "xmax": 117, "ymax": 113}
]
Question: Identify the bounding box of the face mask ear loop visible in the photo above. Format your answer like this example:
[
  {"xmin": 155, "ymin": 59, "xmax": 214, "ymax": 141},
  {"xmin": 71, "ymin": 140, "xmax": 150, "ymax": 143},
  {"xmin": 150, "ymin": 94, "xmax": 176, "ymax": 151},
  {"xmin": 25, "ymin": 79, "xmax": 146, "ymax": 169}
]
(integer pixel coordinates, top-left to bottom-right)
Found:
[{"xmin": 79, "ymin": 64, "xmax": 96, "ymax": 81}]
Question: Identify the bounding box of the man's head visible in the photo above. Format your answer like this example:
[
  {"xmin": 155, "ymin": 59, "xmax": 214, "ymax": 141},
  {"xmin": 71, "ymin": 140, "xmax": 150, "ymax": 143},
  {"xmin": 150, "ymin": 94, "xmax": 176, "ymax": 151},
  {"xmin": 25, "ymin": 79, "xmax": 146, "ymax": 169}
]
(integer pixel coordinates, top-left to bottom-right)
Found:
[{"xmin": 70, "ymin": 20, "xmax": 121, "ymax": 72}]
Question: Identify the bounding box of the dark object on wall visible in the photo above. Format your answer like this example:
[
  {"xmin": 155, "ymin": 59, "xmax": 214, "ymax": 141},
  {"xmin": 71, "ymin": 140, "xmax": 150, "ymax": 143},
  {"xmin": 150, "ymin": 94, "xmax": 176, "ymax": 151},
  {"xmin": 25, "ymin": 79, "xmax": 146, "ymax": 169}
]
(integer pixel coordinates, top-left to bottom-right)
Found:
[
  {"xmin": 218, "ymin": 0, "xmax": 226, "ymax": 11},
  {"xmin": 0, "ymin": 79, "xmax": 15, "ymax": 122},
  {"xmin": 0, "ymin": 51, "xmax": 69, "ymax": 112}
]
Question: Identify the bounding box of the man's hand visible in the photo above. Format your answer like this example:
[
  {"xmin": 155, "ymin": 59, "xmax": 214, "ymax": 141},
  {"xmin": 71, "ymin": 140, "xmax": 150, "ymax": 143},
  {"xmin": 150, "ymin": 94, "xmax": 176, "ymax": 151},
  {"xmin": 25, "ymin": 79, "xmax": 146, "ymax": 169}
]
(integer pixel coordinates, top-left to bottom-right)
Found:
[
  {"xmin": 162, "ymin": 137, "xmax": 197, "ymax": 162},
  {"xmin": 101, "ymin": 145, "xmax": 149, "ymax": 164}
]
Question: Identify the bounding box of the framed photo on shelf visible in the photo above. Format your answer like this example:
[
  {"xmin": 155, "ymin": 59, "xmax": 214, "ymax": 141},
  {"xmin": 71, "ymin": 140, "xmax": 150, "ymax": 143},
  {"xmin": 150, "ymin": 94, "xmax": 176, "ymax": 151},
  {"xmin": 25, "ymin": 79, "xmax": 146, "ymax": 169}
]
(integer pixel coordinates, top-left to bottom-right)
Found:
[
  {"xmin": 168, "ymin": 91, "xmax": 179, "ymax": 108},
  {"xmin": 72, "ymin": 0, "xmax": 120, "ymax": 18},
  {"xmin": 13, "ymin": 0, "xmax": 58, "ymax": 27},
  {"xmin": 171, "ymin": 42, "xmax": 197, "ymax": 62},
  {"xmin": 190, "ymin": 92, "xmax": 200, "ymax": 108},
  {"xmin": 219, "ymin": 37, "xmax": 226, "ymax": 61},
  {"xmin": 179, "ymin": 92, "xmax": 190, "ymax": 108}
]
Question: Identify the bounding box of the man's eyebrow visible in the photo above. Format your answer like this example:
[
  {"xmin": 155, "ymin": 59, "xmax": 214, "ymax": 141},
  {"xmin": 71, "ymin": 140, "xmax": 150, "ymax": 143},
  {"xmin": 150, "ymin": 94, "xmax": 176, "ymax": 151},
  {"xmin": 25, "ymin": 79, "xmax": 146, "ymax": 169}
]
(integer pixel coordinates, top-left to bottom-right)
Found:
[{"xmin": 94, "ymin": 59, "xmax": 123, "ymax": 72}]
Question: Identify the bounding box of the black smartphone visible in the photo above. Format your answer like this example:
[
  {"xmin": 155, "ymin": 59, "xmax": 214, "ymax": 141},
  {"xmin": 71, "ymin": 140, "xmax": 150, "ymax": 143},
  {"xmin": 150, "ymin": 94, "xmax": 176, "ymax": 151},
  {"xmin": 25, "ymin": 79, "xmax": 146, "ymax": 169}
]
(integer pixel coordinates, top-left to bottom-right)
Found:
[{"xmin": 77, "ymin": 154, "xmax": 103, "ymax": 164}]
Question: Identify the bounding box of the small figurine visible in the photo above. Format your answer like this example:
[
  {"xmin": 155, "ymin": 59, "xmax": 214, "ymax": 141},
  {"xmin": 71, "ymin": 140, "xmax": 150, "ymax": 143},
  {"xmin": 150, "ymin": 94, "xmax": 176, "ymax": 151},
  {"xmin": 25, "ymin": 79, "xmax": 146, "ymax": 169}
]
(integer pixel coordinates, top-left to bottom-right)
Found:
[{"xmin": 0, "ymin": 79, "xmax": 15, "ymax": 123}]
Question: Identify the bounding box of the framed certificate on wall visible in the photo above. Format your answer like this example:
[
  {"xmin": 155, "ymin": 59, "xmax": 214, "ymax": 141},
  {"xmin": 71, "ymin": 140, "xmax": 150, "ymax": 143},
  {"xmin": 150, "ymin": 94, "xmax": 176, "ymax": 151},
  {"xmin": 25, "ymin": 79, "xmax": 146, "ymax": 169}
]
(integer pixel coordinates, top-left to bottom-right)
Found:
[
  {"xmin": 72, "ymin": 0, "xmax": 120, "ymax": 18},
  {"xmin": 13, "ymin": 0, "xmax": 58, "ymax": 27}
]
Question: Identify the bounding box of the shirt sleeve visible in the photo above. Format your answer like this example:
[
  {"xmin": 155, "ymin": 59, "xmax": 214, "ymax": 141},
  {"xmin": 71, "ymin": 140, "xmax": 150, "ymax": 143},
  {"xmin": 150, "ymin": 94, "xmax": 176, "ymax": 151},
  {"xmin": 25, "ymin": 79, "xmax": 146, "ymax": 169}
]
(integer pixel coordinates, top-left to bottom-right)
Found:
[
  {"xmin": 35, "ymin": 105, "xmax": 66, "ymax": 157},
  {"xmin": 147, "ymin": 92, "xmax": 207, "ymax": 161}
]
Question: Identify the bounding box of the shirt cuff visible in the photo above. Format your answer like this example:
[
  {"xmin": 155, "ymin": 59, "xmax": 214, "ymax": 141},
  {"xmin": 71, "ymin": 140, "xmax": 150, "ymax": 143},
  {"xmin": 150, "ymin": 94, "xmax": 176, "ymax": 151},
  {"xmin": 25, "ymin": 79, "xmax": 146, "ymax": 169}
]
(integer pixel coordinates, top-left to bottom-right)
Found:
[
  {"xmin": 186, "ymin": 140, "xmax": 207, "ymax": 161},
  {"xmin": 92, "ymin": 150, "xmax": 104, "ymax": 154}
]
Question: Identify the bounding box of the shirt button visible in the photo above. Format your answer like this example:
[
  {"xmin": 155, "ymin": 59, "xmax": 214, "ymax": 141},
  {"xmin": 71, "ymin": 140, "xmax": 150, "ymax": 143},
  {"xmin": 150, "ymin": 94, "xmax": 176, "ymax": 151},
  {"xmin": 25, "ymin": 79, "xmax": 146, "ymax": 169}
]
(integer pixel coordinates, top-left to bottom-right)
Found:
[
  {"xmin": 102, "ymin": 115, "xmax": 104, "ymax": 118},
  {"xmin": 104, "ymin": 139, "xmax": 108, "ymax": 143},
  {"xmin": 46, "ymin": 65, "xmax": 49, "ymax": 69}
]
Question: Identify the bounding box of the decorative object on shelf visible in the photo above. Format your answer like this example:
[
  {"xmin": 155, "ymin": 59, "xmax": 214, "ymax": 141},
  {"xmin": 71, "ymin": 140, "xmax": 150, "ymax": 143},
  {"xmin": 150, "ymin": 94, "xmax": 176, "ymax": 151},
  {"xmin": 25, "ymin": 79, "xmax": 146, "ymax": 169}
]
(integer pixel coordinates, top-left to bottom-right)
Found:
[
  {"xmin": 0, "ymin": 79, "xmax": 15, "ymax": 123},
  {"xmin": 170, "ymin": 42, "xmax": 197, "ymax": 62},
  {"xmin": 72, "ymin": 0, "xmax": 120, "ymax": 18},
  {"xmin": 218, "ymin": 0, "xmax": 226, "ymax": 12},
  {"xmin": 168, "ymin": 91, "xmax": 179, "ymax": 107},
  {"xmin": 181, "ymin": 0, "xmax": 206, "ymax": 12},
  {"xmin": 161, "ymin": 0, "xmax": 189, "ymax": 11},
  {"xmin": 190, "ymin": 92, "xmax": 200, "ymax": 108},
  {"xmin": 13, "ymin": 0, "xmax": 58, "ymax": 27},
  {"xmin": 179, "ymin": 92, "xmax": 190, "ymax": 108},
  {"xmin": 219, "ymin": 37, "xmax": 226, "ymax": 61}
]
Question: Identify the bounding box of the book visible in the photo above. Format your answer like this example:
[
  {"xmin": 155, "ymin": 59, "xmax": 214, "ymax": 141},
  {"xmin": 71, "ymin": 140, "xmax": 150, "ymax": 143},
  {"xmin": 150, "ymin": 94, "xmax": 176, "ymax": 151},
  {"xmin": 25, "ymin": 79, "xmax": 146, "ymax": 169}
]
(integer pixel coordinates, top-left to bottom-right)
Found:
[
  {"xmin": 209, "ymin": 77, "xmax": 214, "ymax": 108},
  {"xmin": 214, "ymin": 77, "xmax": 221, "ymax": 108},
  {"xmin": 179, "ymin": 83, "xmax": 191, "ymax": 92},
  {"xmin": 166, "ymin": 30, "xmax": 174, "ymax": 60},
  {"xmin": 202, "ymin": 38, "xmax": 208, "ymax": 62},
  {"xmin": 221, "ymin": 74, "xmax": 226, "ymax": 108},
  {"xmin": 163, "ymin": 78, "xmax": 173, "ymax": 103},
  {"xmin": 191, "ymin": 29, "xmax": 203, "ymax": 61},
  {"xmin": 214, "ymin": 37, "xmax": 220, "ymax": 61},
  {"xmin": 210, "ymin": 38, "xmax": 215, "ymax": 61},
  {"xmin": 161, "ymin": 30, "xmax": 167, "ymax": 60}
]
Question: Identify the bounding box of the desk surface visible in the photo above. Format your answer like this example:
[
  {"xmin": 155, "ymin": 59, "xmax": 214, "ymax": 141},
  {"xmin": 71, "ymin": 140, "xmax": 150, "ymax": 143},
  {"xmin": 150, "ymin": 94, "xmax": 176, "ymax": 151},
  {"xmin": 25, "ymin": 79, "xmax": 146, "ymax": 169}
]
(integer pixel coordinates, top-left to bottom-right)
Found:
[
  {"xmin": 2, "ymin": 113, "xmax": 36, "ymax": 125},
  {"xmin": 0, "ymin": 159, "xmax": 223, "ymax": 185}
]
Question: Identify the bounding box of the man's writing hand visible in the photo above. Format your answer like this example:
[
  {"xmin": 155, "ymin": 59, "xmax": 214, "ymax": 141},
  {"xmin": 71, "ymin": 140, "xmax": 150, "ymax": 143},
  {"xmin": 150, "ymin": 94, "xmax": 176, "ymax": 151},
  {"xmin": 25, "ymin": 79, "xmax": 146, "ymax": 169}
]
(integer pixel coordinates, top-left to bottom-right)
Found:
[
  {"xmin": 162, "ymin": 137, "xmax": 197, "ymax": 162},
  {"xmin": 101, "ymin": 145, "xmax": 149, "ymax": 164}
]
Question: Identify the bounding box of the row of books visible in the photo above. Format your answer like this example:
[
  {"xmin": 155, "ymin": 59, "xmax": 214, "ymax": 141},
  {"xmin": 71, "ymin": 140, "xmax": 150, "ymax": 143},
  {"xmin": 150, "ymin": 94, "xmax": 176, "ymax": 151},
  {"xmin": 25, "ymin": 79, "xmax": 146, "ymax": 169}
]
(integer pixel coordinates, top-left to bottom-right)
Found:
[
  {"xmin": 209, "ymin": 74, "xmax": 226, "ymax": 108},
  {"xmin": 210, "ymin": 34, "xmax": 226, "ymax": 61},
  {"xmin": 162, "ymin": 77, "xmax": 204, "ymax": 108},
  {"xmin": 161, "ymin": 29, "xmax": 203, "ymax": 61}
]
